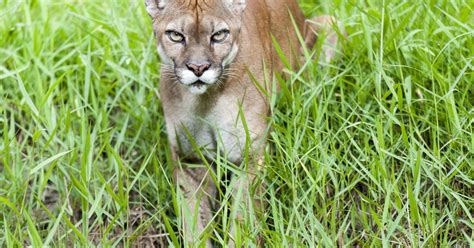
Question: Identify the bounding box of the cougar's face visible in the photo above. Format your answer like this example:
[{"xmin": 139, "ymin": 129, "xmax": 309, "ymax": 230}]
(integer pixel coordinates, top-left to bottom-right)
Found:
[{"xmin": 149, "ymin": 1, "xmax": 245, "ymax": 94}]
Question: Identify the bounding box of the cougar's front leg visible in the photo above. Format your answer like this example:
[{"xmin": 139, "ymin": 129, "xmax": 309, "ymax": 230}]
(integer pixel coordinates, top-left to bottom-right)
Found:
[
  {"xmin": 174, "ymin": 161, "xmax": 217, "ymax": 248},
  {"xmin": 228, "ymin": 157, "xmax": 265, "ymax": 248}
]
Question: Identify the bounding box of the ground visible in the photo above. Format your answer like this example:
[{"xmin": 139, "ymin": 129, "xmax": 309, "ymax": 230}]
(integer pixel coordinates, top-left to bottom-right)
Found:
[{"xmin": 0, "ymin": 0, "xmax": 472, "ymax": 247}]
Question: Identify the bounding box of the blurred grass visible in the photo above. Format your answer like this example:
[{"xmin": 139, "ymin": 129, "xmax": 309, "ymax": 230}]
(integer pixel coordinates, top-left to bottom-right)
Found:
[{"xmin": 0, "ymin": 0, "xmax": 473, "ymax": 246}]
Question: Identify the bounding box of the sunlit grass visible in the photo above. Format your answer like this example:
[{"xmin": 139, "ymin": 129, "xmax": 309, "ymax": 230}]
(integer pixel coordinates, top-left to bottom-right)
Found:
[{"xmin": 0, "ymin": 0, "xmax": 472, "ymax": 246}]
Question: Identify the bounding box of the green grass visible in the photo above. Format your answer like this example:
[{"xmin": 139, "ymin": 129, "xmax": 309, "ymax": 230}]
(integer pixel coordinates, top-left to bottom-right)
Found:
[{"xmin": 0, "ymin": 0, "xmax": 472, "ymax": 246}]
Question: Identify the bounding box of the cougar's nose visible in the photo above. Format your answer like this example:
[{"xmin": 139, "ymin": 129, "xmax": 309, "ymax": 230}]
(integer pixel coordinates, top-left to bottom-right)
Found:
[{"xmin": 186, "ymin": 63, "xmax": 211, "ymax": 77}]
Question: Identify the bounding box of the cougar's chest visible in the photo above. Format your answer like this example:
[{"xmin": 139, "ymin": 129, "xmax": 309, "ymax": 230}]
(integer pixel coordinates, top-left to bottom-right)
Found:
[{"xmin": 165, "ymin": 94, "xmax": 245, "ymax": 164}]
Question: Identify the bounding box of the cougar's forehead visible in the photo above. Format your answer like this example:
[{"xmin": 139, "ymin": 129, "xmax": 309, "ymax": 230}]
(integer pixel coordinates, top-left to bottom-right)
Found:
[
  {"xmin": 157, "ymin": 0, "xmax": 237, "ymax": 31},
  {"xmin": 174, "ymin": 0, "xmax": 229, "ymax": 16},
  {"xmin": 164, "ymin": 15, "xmax": 228, "ymax": 34}
]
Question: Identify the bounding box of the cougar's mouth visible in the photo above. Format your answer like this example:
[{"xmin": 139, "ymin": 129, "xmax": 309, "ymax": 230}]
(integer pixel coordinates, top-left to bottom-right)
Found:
[
  {"xmin": 190, "ymin": 80, "xmax": 206, "ymax": 87},
  {"xmin": 185, "ymin": 80, "xmax": 211, "ymax": 94},
  {"xmin": 176, "ymin": 68, "xmax": 221, "ymax": 94}
]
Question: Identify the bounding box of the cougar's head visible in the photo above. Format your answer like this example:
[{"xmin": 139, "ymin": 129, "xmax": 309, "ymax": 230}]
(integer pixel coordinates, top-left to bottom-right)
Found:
[{"xmin": 145, "ymin": 0, "xmax": 246, "ymax": 94}]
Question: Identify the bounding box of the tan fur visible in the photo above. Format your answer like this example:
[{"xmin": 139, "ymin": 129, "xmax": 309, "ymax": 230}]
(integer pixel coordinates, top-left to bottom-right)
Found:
[{"xmin": 145, "ymin": 0, "xmax": 340, "ymax": 246}]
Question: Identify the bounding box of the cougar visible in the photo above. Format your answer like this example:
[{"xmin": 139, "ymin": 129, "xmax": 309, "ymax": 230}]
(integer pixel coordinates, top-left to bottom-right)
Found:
[{"xmin": 145, "ymin": 0, "xmax": 340, "ymax": 246}]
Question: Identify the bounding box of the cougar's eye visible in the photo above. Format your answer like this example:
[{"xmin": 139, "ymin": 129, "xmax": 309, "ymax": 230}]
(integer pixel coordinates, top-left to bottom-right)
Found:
[
  {"xmin": 166, "ymin": 30, "xmax": 185, "ymax": 43},
  {"xmin": 211, "ymin": 30, "xmax": 229, "ymax": 43}
]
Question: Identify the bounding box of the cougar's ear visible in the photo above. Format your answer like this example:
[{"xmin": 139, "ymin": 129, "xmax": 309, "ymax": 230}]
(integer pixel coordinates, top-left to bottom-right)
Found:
[
  {"xmin": 145, "ymin": 0, "xmax": 167, "ymax": 17},
  {"xmin": 224, "ymin": 0, "xmax": 246, "ymax": 14}
]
